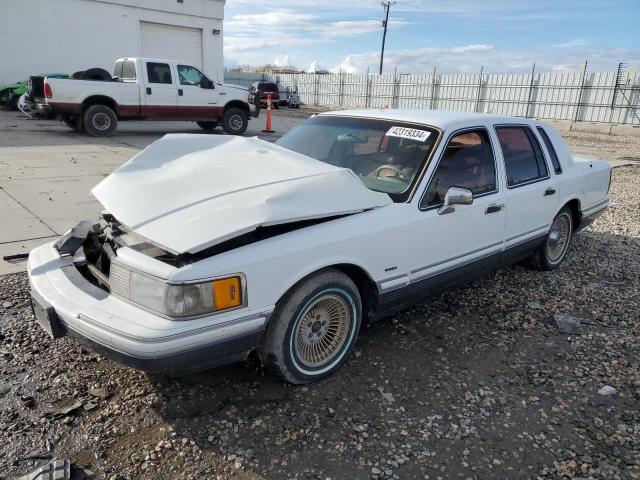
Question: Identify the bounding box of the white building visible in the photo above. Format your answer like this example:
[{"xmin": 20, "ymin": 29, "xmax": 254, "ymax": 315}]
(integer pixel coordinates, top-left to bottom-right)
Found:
[{"xmin": 0, "ymin": 0, "xmax": 225, "ymax": 85}]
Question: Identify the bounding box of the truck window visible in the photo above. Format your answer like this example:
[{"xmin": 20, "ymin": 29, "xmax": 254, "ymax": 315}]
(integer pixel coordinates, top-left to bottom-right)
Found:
[
  {"xmin": 146, "ymin": 62, "xmax": 172, "ymax": 84},
  {"xmin": 121, "ymin": 61, "xmax": 137, "ymax": 81},
  {"xmin": 177, "ymin": 65, "xmax": 207, "ymax": 87}
]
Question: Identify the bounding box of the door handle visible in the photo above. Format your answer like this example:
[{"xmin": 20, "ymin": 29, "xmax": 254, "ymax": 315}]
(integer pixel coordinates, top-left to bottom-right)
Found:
[
  {"xmin": 485, "ymin": 204, "xmax": 504, "ymax": 214},
  {"xmin": 544, "ymin": 188, "xmax": 556, "ymax": 196},
  {"xmin": 146, "ymin": 87, "xmax": 152, "ymax": 95},
  {"xmin": 178, "ymin": 89, "xmax": 183, "ymax": 96}
]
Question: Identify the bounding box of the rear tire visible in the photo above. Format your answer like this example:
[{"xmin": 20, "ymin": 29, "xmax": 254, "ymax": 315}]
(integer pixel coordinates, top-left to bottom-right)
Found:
[
  {"xmin": 10, "ymin": 94, "xmax": 20, "ymax": 111},
  {"xmin": 528, "ymin": 206, "xmax": 573, "ymax": 271},
  {"xmin": 196, "ymin": 120, "xmax": 219, "ymax": 131},
  {"xmin": 83, "ymin": 105, "xmax": 117, "ymax": 137},
  {"xmin": 259, "ymin": 269, "xmax": 361, "ymax": 384},
  {"xmin": 222, "ymin": 108, "xmax": 248, "ymax": 135},
  {"xmin": 62, "ymin": 116, "xmax": 82, "ymax": 132}
]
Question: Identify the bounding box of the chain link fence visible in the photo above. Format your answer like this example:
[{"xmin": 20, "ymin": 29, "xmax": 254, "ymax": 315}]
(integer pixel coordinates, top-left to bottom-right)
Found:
[{"xmin": 225, "ymin": 69, "xmax": 640, "ymax": 125}]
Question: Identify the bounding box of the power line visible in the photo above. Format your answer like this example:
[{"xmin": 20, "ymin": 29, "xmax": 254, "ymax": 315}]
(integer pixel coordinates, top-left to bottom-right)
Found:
[{"xmin": 379, "ymin": 1, "xmax": 395, "ymax": 75}]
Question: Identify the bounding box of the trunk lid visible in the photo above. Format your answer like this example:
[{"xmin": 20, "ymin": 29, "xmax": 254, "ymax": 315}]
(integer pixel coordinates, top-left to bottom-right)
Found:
[{"xmin": 92, "ymin": 134, "xmax": 392, "ymax": 254}]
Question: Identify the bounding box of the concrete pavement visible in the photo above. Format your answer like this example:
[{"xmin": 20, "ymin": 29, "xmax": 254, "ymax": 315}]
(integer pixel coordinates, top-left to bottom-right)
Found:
[{"xmin": 0, "ymin": 109, "xmax": 304, "ymax": 274}]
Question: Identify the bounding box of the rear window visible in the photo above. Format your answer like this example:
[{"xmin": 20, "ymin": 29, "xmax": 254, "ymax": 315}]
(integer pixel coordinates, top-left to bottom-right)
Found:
[
  {"xmin": 496, "ymin": 126, "xmax": 548, "ymax": 187},
  {"xmin": 536, "ymin": 127, "xmax": 562, "ymax": 174},
  {"xmin": 146, "ymin": 62, "xmax": 172, "ymax": 84},
  {"xmin": 259, "ymin": 82, "xmax": 278, "ymax": 92},
  {"xmin": 114, "ymin": 60, "xmax": 136, "ymax": 81}
]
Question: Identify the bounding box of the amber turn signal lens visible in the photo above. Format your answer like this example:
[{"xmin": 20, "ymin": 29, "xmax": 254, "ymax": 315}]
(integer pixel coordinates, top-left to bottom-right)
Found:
[{"xmin": 212, "ymin": 276, "xmax": 242, "ymax": 311}]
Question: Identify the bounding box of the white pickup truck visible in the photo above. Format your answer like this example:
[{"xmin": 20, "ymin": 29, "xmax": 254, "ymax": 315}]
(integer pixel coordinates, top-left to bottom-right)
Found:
[{"xmin": 35, "ymin": 57, "xmax": 257, "ymax": 136}]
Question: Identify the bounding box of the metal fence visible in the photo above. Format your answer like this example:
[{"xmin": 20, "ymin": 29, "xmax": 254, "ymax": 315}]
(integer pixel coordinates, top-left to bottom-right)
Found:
[{"xmin": 224, "ymin": 69, "xmax": 640, "ymax": 125}]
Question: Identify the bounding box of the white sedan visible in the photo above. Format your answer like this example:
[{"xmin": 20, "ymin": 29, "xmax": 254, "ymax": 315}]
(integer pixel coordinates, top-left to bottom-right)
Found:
[{"xmin": 28, "ymin": 110, "xmax": 612, "ymax": 383}]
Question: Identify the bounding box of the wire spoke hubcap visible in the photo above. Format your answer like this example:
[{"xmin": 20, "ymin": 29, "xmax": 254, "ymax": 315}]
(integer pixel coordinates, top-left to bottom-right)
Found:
[
  {"xmin": 294, "ymin": 294, "xmax": 352, "ymax": 369},
  {"xmin": 547, "ymin": 214, "xmax": 571, "ymax": 263}
]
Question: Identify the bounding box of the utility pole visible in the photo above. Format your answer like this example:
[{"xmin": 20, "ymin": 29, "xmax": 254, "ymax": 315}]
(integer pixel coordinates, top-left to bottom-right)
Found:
[{"xmin": 379, "ymin": 1, "xmax": 394, "ymax": 75}]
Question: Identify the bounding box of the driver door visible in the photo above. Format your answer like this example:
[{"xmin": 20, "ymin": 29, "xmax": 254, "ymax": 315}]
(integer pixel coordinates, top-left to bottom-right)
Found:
[
  {"xmin": 175, "ymin": 64, "xmax": 220, "ymax": 118},
  {"xmin": 408, "ymin": 127, "xmax": 506, "ymax": 293}
]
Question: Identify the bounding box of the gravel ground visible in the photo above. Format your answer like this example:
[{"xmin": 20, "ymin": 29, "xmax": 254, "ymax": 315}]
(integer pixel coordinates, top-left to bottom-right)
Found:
[{"xmin": 1, "ymin": 131, "xmax": 639, "ymax": 480}]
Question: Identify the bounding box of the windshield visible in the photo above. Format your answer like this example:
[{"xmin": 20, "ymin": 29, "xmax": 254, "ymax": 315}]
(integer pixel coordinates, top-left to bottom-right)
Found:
[{"xmin": 276, "ymin": 115, "xmax": 438, "ymax": 201}]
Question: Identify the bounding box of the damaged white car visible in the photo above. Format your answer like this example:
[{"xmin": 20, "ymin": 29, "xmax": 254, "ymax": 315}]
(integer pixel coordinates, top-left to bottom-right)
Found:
[{"xmin": 28, "ymin": 110, "xmax": 611, "ymax": 383}]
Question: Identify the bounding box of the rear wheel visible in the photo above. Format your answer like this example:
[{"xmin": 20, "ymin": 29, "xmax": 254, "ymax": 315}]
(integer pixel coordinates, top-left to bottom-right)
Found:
[
  {"xmin": 10, "ymin": 94, "xmax": 20, "ymax": 111},
  {"xmin": 62, "ymin": 116, "xmax": 82, "ymax": 132},
  {"xmin": 529, "ymin": 206, "xmax": 573, "ymax": 270},
  {"xmin": 222, "ymin": 108, "xmax": 248, "ymax": 135},
  {"xmin": 196, "ymin": 120, "xmax": 219, "ymax": 131},
  {"xmin": 259, "ymin": 269, "xmax": 361, "ymax": 384},
  {"xmin": 83, "ymin": 105, "xmax": 117, "ymax": 137}
]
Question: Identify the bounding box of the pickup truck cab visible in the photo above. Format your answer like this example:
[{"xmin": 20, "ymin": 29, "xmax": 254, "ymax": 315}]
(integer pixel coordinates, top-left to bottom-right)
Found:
[
  {"xmin": 27, "ymin": 110, "xmax": 611, "ymax": 384},
  {"xmin": 37, "ymin": 58, "xmax": 256, "ymax": 136}
]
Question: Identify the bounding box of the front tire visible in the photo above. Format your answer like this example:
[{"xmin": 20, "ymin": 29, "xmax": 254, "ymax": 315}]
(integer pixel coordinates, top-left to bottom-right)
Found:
[
  {"xmin": 222, "ymin": 108, "xmax": 248, "ymax": 135},
  {"xmin": 529, "ymin": 206, "xmax": 573, "ymax": 270},
  {"xmin": 259, "ymin": 269, "xmax": 362, "ymax": 384},
  {"xmin": 83, "ymin": 105, "xmax": 117, "ymax": 137}
]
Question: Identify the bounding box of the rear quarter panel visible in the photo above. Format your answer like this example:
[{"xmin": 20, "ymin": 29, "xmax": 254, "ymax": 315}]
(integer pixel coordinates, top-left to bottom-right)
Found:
[{"xmin": 46, "ymin": 78, "xmax": 140, "ymax": 111}]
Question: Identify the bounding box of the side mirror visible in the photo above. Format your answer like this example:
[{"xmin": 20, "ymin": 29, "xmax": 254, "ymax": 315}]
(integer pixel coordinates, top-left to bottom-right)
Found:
[
  {"xmin": 438, "ymin": 186, "xmax": 473, "ymax": 215},
  {"xmin": 200, "ymin": 78, "xmax": 214, "ymax": 89}
]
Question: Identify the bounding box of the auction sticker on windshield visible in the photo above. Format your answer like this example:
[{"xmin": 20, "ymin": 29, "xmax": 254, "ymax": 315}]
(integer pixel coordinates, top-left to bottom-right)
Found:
[{"xmin": 386, "ymin": 126, "xmax": 431, "ymax": 142}]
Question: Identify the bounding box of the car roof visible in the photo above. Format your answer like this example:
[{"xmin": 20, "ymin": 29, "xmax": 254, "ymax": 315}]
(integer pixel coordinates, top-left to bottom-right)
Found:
[{"xmin": 319, "ymin": 109, "xmax": 541, "ymax": 130}]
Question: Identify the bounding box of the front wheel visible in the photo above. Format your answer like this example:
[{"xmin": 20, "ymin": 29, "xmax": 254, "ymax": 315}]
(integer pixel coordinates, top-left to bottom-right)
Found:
[
  {"xmin": 529, "ymin": 206, "xmax": 573, "ymax": 270},
  {"xmin": 83, "ymin": 105, "xmax": 117, "ymax": 137},
  {"xmin": 259, "ymin": 269, "xmax": 362, "ymax": 384},
  {"xmin": 222, "ymin": 108, "xmax": 248, "ymax": 135}
]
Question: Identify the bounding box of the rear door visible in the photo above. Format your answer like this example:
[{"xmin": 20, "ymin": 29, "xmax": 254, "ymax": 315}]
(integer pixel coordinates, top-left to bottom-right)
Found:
[
  {"xmin": 494, "ymin": 125, "xmax": 558, "ymax": 251},
  {"xmin": 176, "ymin": 64, "xmax": 221, "ymax": 119},
  {"xmin": 142, "ymin": 61, "xmax": 178, "ymax": 117}
]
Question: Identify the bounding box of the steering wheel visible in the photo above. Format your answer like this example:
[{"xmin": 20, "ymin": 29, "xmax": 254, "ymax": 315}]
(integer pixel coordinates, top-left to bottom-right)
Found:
[{"xmin": 373, "ymin": 164, "xmax": 405, "ymax": 180}]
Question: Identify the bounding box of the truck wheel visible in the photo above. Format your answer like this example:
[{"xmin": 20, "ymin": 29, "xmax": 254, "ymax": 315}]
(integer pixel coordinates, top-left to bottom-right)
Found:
[
  {"xmin": 83, "ymin": 105, "xmax": 117, "ymax": 137},
  {"xmin": 196, "ymin": 121, "xmax": 219, "ymax": 131},
  {"xmin": 528, "ymin": 206, "xmax": 573, "ymax": 271},
  {"xmin": 259, "ymin": 269, "xmax": 362, "ymax": 384},
  {"xmin": 222, "ymin": 108, "xmax": 248, "ymax": 135},
  {"xmin": 10, "ymin": 94, "xmax": 20, "ymax": 111},
  {"xmin": 62, "ymin": 116, "xmax": 82, "ymax": 132}
]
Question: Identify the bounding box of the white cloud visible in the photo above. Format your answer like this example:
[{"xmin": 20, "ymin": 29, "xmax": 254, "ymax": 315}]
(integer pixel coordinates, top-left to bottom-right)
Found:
[
  {"xmin": 274, "ymin": 55, "xmax": 292, "ymax": 68},
  {"xmin": 331, "ymin": 45, "xmax": 640, "ymax": 74}
]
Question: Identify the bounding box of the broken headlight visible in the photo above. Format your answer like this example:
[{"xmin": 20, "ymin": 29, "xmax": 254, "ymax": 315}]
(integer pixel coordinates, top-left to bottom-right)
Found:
[{"xmin": 110, "ymin": 262, "xmax": 245, "ymax": 319}]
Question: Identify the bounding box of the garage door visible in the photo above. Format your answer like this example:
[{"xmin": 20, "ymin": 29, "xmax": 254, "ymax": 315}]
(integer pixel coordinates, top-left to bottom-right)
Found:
[{"xmin": 140, "ymin": 22, "xmax": 203, "ymax": 69}]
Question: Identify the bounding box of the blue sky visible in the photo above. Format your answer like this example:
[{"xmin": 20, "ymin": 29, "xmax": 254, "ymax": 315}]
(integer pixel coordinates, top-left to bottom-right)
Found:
[{"xmin": 223, "ymin": 0, "xmax": 640, "ymax": 73}]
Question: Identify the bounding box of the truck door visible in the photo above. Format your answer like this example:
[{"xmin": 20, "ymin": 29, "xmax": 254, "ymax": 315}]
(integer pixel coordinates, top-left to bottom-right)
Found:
[
  {"xmin": 175, "ymin": 64, "xmax": 221, "ymax": 119},
  {"xmin": 143, "ymin": 62, "xmax": 178, "ymax": 117}
]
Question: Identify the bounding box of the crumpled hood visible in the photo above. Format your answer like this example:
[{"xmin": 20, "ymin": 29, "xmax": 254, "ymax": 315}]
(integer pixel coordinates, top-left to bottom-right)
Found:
[{"xmin": 92, "ymin": 134, "xmax": 392, "ymax": 254}]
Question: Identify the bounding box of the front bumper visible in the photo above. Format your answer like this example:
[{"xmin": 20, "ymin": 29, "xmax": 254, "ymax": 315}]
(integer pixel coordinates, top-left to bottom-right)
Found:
[{"xmin": 27, "ymin": 242, "xmax": 271, "ymax": 374}]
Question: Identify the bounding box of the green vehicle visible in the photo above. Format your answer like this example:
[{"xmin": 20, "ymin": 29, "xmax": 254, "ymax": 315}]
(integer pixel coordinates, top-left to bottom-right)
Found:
[
  {"xmin": 0, "ymin": 73, "xmax": 68, "ymax": 110},
  {"xmin": 0, "ymin": 81, "xmax": 27, "ymax": 110}
]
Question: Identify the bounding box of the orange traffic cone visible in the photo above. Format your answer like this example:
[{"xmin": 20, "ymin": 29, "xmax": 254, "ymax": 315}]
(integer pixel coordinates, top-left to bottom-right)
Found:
[{"xmin": 262, "ymin": 95, "xmax": 275, "ymax": 133}]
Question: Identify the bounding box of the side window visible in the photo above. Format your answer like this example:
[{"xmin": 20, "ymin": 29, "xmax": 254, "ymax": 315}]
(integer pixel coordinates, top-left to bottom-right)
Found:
[
  {"xmin": 496, "ymin": 126, "xmax": 548, "ymax": 187},
  {"xmin": 178, "ymin": 65, "xmax": 205, "ymax": 86},
  {"xmin": 536, "ymin": 127, "xmax": 562, "ymax": 174},
  {"xmin": 422, "ymin": 129, "xmax": 497, "ymax": 208},
  {"xmin": 146, "ymin": 62, "xmax": 172, "ymax": 84}
]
